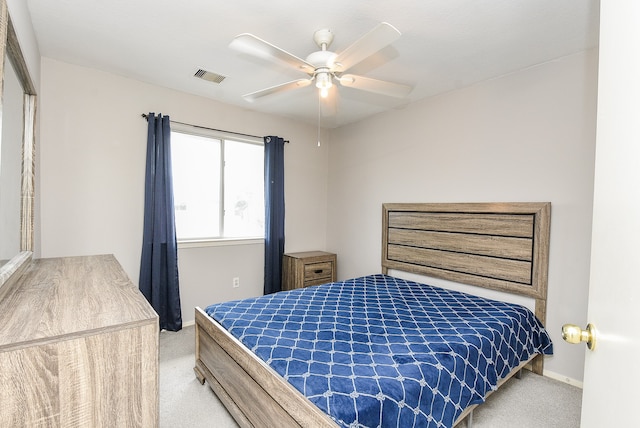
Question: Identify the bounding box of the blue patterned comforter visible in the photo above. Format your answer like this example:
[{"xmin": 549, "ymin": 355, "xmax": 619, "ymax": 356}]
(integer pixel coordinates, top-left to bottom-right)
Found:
[{"xmin": 205, "ymin": 274, "xmax": 553, "ymax": 428}]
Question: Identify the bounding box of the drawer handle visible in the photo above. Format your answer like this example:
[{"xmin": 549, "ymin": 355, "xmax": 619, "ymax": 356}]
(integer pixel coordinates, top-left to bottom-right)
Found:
[{"xmin": 314, "ymin": 269, "xmax": 324, "ymax": 274}]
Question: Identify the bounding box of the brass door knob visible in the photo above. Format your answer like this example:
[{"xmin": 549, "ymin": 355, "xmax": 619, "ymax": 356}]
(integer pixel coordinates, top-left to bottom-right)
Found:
[{"xmin": 562, "ymin": 323, "xmax": 596, "ymax": 350}]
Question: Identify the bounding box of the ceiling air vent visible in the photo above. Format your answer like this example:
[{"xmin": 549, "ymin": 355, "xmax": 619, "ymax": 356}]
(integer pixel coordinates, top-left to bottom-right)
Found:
[{"xmin": 194, "ymin": 69, "xmax": 226, "ymax": 84}]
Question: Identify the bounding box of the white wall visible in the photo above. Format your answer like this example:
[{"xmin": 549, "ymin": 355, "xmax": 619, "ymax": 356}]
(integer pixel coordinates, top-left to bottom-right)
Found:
[
  {"xmin": 38, "ymin": 58, "xmax": 329, "ymax": 323},
  {"xmin": 327, "ymin": 50, "xmax": 598, "ymax": 383}
]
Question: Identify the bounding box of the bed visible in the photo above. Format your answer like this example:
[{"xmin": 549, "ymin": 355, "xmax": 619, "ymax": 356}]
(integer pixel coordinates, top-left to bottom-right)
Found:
[{"xmin": 194, "ymin": 202, "xmax": 552, "ymax": 428}]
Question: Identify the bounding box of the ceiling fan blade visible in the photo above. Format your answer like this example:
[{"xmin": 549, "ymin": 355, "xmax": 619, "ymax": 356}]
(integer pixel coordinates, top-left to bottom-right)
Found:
[
  {"xmin": 230, "ymin": 34, "xmax": 315, "ymax": 74},
  {"xmin": 243, "ymin": 78, "xmax": 313, "ymax": 102},
  {"xmin": 331, "ymin": 22, "xmax": 401, "ymax": 72},
  {"xmin": 338, "ymin": 74, "xmax": 413, "ymax": 98}
]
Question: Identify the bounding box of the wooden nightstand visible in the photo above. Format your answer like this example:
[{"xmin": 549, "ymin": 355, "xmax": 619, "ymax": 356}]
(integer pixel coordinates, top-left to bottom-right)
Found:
[{"xmin": 282, "ymin": 251, "xmax": 337, "ymax": 291}]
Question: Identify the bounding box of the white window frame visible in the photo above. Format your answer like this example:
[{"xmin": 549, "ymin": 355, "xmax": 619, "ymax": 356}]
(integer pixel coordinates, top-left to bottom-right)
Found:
[{"xmin": 170, "ymin": 122, "xmax": 264, "ymax": 248}]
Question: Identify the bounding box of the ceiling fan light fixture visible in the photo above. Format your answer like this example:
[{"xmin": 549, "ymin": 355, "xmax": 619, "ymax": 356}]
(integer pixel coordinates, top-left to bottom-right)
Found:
[
  {"xmin": 315, "ymin": 71, "xmax": 332, "ymax": 89},
  {"xmin": 315, "ymin": 70, "xmax": 332, "ymax": 97}
]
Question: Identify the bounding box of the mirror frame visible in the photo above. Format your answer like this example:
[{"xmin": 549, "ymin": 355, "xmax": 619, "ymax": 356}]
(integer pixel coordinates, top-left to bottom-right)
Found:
[{"xmin": 0, "ymin": 0, "xmax": 37, "ymax": 293}]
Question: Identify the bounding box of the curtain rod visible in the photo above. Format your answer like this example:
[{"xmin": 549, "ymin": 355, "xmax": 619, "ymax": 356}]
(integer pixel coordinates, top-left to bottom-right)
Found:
[{"xmin": 141, "ymin": 113, "xmax": 288, "ymax": 143}]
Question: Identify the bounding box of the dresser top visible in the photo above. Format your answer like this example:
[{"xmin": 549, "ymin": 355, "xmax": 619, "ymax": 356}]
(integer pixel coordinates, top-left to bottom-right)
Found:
[{"xmin": 0, "ymin": 254, "xmax": 158, "ymax": 349}]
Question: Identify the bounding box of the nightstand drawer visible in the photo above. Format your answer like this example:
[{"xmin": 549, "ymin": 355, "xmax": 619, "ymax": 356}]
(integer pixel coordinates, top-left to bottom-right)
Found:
[
  {"xmin": 304, "ymin": 276, "xmax": 333, "ymax": 287},
  {"xmin": 304, "ymin": 262, "xmax": 333, "ymax": 281}
]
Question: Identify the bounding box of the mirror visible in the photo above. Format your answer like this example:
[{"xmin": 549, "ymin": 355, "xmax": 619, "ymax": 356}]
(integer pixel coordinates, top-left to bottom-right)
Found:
[
  {"xmin": 0, "ymin": 0, "xmax": 37, "ymax": 292},
  {"xmin": 1, "ymin": 36, "xmax": 22, "ymax": 260}
]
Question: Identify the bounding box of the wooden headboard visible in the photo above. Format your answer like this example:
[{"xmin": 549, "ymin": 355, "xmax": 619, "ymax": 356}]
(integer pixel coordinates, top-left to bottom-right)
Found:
[{"xmin": 382, "ymin": 202, "xmax": 551, "ymax": 327}]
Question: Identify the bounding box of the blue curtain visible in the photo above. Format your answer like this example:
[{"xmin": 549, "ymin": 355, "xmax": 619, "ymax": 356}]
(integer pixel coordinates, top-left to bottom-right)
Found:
[
  {"xmin": 139, "ymin": 113, "xmax": 182, "ymax": 331},
  {"xmin": 264, "ymin": 136, "xmax": 286, "ymax": 295}
]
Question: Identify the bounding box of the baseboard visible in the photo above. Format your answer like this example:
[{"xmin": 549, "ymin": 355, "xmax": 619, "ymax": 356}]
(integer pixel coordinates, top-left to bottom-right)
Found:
[
  {"xmin": 183, "ymin": 319, "xmax": 196, "ymax": 328},
  {"xmin": 543, "ymin": 369, "xmax": 584, "ymax": 388}
]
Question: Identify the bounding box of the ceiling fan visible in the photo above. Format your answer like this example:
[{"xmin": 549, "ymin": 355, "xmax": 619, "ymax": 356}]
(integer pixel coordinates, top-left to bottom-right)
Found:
[{"xmin": 229, "ymin": 22, "xmax": 413, "ymax": 102}]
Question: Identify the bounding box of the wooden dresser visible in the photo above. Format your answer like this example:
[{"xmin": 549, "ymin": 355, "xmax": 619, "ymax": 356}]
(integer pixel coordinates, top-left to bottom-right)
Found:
[
  {"xmin": 0, "ymin": 254, "xmax": 159, "ymax": 427},
  {"xmin": 282, "ymin": 251, "xmax": 337, "ymax": 291}
]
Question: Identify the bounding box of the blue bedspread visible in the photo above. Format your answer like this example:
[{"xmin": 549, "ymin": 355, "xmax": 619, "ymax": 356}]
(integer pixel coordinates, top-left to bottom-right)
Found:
[{"xmin": 205, "ymin": 274, "xmax": 553, "ymax": 428}]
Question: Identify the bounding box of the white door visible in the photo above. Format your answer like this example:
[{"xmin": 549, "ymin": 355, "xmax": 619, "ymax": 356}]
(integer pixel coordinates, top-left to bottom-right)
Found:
[{"xmin": 579, "ymin": 1, "xmax": 640, "ymax": 426}]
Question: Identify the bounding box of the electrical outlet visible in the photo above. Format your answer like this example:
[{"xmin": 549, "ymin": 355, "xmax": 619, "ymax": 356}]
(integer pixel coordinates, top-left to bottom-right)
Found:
[{"xmin": 232, "ymin": 277, "xmax": 240, "ymax": 288}]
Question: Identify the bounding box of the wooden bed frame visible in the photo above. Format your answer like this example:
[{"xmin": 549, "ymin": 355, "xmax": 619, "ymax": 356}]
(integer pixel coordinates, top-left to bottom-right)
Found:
[{"xmin": 194, "ymin": 202, "xmax": 551, "ymax": 428}]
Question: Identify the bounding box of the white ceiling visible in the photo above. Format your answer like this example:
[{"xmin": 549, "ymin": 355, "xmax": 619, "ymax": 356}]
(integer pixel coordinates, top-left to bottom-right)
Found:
[{"xmin": 25, "ymin": 0, "xmax": 599, "ymax": 128}]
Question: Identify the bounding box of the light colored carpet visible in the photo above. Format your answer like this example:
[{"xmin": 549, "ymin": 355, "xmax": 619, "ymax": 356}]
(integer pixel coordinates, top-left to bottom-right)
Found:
[
  {"xmin": 160, "ymin": 325, "xmax": 582, "ymax": 428},
  {"xmin": 159, "ymin": 325, "xmax": 238, "ymax": 428}
]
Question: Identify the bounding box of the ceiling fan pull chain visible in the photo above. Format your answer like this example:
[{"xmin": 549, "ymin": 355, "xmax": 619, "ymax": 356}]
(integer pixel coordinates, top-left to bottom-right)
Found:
[{"xmin": 317, "ymin": 94, "xmax": 321, "ymax": 147}]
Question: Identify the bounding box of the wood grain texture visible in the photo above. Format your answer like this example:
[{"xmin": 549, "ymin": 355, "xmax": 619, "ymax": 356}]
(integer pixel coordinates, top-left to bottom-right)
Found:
[
  {"xmin": 388, "ymin": 212, "xmax": 534, "ymax": 237},
  {"xmin": 198, "ymin": 325, "xmax": 299, "ymax": 427},
  {"xmin": 0, "ymin": 255, "xmax": 159, "ymax": 427},
  {"xmin": 6, "ymin": 15, "xmax": 37, "ymax": 94},
  {"xmin": 20, "ymin": 94, "xmax": 36, "ymax": 252},
  {"xmin": 388, "ymin": 228, "xmax": 533, "ymax": 260},
  {"xmin": 387, "ymin": 244, "xmax": 533, "ymax": 284},
  {"xmin": 0, "ymin": 255, "xmax": 158, "ymax": 348},
  {"xmin": 0, "ymin": 344, "xmax": 59, "ymax": 427},
  {"xmin": 382, "ymin": 202, "xmax": 550, "ymax": 302}
]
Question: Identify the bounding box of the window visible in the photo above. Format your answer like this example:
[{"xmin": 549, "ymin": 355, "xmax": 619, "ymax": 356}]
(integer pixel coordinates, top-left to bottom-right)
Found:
[{"xmin": 170, "ymin": 124, "xmax": 264, "ymax": 242}]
